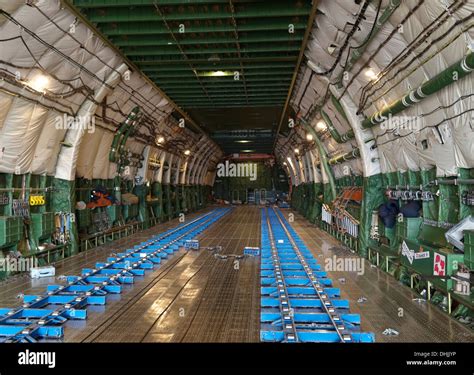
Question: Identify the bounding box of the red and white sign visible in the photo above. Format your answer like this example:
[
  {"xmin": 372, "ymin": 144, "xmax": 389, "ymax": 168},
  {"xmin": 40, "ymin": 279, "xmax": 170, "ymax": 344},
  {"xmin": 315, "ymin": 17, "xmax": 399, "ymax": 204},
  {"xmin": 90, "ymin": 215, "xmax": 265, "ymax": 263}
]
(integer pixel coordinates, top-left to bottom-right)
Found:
[{"xmin": 433, "ymin": 252, "xmax": 446, "ymax": 276}]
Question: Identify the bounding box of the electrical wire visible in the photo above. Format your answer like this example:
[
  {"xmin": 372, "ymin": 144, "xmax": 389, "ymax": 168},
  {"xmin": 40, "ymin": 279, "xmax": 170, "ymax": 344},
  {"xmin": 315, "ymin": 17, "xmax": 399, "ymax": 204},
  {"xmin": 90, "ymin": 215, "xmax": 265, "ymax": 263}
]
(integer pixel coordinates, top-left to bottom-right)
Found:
[
  {"xmin": 361, "ymin": 22, "xmax": 474, "ymax": 112},
  {"xmin": 314, "ymin": 0, "xmax": 372, "ymax": 77},
  {"xmin": 0, "ymin": 7, "xmax": 174, "ymax": 137},
  {"xmin": 0, "ymin": 36, "xmax": 93, "ymax": 97},
  {"xmin": 367, "ymin": 0, "xmax": 464, "ymax": 80},
  {"xmin": 375, "ymin": 108, "xmax": 474, "ymax": 148},
  {"xmin": 295, "ymin": 0, "xmax": 372, "ymax": 108},
  {"xmin": 32, "ymin": 2, "xmax": 221, "ymax": 152},
  {"xmin": 338, "ymin": 0, "xmax": 382, "ymax": 72},
  {"xmin": 373, "ymin": 92, "xmax": 473, "ymax": 141},
  {"xmin": 359, "ymin": 6, "xmax": 472, "ymax": 111},
  {"xmin": 337, "ymin": 0, "xmax": 427, "ymax": 102},
  {"xmin": 0, "ymin": 11, "xmax": 108, "ymax": 88}
]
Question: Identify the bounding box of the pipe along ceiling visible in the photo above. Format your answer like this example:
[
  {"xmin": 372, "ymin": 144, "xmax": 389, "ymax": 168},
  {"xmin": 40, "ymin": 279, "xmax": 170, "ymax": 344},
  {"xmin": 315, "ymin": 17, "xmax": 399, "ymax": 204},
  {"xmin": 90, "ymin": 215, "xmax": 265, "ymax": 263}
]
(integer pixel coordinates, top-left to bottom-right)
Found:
[{"xmin": 0, "ymin": 0, "xmax": 472, "ymax": 185}]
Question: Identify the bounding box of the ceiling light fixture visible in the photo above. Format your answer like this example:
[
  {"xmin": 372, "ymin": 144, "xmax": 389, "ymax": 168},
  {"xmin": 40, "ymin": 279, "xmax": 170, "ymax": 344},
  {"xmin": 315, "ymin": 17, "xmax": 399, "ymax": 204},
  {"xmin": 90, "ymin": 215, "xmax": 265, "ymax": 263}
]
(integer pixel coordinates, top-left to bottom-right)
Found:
[
  {"xmin": 316, "ymin": 121, "xmax": 327, "ymax": 131},
  {"xmin": 198, "ymin": 70, "xmax": 233, "ymax": 77},
  {"xmin": 184, "ymin": 149, "xmax": 191, "ymax": 156},
  {"xmin": 28, "ymin": 74, "xmax": 49, "ymax": 92},
  {"xmin": 236, "ymin": 140, "xmax": 252, "ymax": 143},
  {"xmin": 156, "ymin": 136, "xmax": 165, "ymax": 145},
  {"xmin": 306, "ymin": 133, "xmax": 313, "ymax": 141},
  {"xmin": 294, "ymin": 148, "xmax": 300, "ymax": 154},
  {"xmin": 364, "ymin": 68, "xmax": 377, "ymax": 80},
  {"xmin": 208, "ymin": 54, "xmax": 221, "ymax": 62}
]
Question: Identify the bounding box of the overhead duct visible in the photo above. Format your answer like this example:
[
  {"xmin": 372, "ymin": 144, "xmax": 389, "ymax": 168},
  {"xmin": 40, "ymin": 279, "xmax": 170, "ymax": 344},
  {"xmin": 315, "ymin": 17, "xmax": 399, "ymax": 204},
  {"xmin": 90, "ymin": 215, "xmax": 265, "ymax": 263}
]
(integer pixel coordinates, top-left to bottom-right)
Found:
[
  {"xmin": 321, "ymin": 108, "xmax": 354, "ymax": 143},
  {"xmin": 362, "ymin": 52, "xmax": 474, "ymax": 128},
  {"xmin": 328, "ymin": 148, "xmax": 361, "ymax": 165},
  {"xmin": 109, "ymin": 106, "xmax": 141, "ymax": 163}
]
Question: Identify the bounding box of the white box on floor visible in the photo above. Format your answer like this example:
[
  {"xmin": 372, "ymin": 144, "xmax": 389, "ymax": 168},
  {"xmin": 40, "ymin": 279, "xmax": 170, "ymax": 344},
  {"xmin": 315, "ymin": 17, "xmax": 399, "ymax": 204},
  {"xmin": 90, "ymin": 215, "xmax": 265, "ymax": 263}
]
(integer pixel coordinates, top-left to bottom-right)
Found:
[{"xmin": 30, "ymin": 266, "xmax": 55, "ymax": 279}]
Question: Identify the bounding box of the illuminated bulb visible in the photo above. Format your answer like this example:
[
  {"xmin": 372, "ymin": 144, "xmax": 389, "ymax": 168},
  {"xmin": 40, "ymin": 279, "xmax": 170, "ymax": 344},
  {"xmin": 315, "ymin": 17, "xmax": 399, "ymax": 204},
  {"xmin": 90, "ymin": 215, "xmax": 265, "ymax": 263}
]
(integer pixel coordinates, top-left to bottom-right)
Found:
[
  {"xmin": 29, "ymin": 74, "xmax": 49, "ymax": 92},
  {"xmin": 199, "ymin": 70, "xmax": 234, "ymax": 77},
  {"xmin": 316, "ymin": 121, "xmax": 327, "ymax": 131},
  {"xmin": 283, "ymin": 162, "xmax": 287, "ymax": 166},
  {"xmin": 306, "ymin": 133, "xmax": 313, "ymax": 141},
  {"xmin": 294, "ymin": 148, "xmax": 300, "ymax": 154},
  {"xmin": 364, "ymin": 68, "xmax": 377, "ymax": 80},
  {"xmin": 184, "ymin": 149, "xmax": 191, "ymax": 156},
  {"xmin": 156, "ymin": 136, "xmax": 165, "ymax": 144},
  {"xmin": 236, "ymin": 140, "xmax": 251, "ymax": 144}
]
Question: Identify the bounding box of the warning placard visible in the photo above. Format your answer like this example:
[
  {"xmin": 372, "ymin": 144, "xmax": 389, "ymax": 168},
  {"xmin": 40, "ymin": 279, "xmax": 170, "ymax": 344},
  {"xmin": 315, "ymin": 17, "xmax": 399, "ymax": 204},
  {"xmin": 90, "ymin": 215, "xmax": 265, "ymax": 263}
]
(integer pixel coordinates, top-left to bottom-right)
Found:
[{"xmin": 433, "ymin": 252, "xmax": 446, "ymax": 276}]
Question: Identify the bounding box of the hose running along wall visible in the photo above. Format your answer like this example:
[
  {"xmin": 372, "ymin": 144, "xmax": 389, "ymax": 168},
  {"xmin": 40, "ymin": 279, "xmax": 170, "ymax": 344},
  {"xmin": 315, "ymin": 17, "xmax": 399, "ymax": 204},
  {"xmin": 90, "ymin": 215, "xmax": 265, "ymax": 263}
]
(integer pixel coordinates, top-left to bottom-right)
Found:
[
  {"xmin": 362, "ymin": 52, "xmax": 474, "ymax": 128},
  {"xmin": 109, "ymin": 106, "xmax": 141, "ymax": 163}
]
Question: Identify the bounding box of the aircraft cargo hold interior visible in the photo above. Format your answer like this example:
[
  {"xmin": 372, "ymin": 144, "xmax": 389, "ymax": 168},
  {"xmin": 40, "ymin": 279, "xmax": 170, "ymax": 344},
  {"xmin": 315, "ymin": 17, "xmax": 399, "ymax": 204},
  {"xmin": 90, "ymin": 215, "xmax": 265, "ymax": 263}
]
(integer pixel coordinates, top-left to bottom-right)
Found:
[{"xmin": 0, "ymin": 0, "xmax": 473, "ymax": 371}]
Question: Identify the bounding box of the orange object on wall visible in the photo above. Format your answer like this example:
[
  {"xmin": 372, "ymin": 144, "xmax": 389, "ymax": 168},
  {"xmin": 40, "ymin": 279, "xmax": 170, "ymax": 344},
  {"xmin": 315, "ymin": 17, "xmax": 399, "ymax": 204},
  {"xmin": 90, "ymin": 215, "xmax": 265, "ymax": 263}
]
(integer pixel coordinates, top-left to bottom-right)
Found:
[
  {"xmin": 86, "ymin": 192, "xmax": 113, "ymax": 208},
  {"xmin": 341, "ymin": 188, "xmax": 362, "ymax": 202}
]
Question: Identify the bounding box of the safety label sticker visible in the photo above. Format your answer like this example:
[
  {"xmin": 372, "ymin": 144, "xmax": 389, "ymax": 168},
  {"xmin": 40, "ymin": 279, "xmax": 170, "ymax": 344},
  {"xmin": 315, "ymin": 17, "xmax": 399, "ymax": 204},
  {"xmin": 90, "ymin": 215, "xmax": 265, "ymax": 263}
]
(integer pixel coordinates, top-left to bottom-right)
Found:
[
  {"xmin": 433, "ymin": 252, "xmax": 446, "ymax": 276},
  {"xmin": 401, "ymin": 241, "xmax": 414, "ymax": 264},
  {"xmin": 414, "ymin": 251, "xmax": 430, "ymax": 260}
]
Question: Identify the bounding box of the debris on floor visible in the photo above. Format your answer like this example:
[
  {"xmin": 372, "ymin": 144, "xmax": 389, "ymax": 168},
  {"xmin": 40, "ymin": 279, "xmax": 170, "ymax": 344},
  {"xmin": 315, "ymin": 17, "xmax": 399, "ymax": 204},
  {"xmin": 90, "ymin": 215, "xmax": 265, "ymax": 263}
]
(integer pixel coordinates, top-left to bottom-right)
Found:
[
  {"xmin": 214, "ymin": 253, "xmax": 245, "ymax": 260},
  {"xmin": 382, "ymin": 328, "xmax": 400, "ymax": 336}
]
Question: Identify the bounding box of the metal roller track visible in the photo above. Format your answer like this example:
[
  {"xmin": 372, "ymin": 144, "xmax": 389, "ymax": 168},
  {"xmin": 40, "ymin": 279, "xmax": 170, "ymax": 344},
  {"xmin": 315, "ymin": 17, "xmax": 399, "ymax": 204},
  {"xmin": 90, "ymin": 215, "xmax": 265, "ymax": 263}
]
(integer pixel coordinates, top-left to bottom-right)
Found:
[
  {"xmin": 291, "ymin": 210, "xmax": 474, "ymax": 343},
  {"xmin": 0, "ymin": 208, "xmax": 231, "ymax": 342},
  {"xmin": 260, "ymin": 207, "xmax": 375, "ymax": 343}
]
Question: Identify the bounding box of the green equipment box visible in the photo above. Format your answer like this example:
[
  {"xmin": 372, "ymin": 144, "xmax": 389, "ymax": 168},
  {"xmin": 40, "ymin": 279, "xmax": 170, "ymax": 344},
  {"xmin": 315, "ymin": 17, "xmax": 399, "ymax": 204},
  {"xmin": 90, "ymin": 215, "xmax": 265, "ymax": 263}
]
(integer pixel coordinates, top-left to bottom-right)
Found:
[
  {"xmin": 396, "ymin": 217, "xmax": 422, "ymax": 241},
  {"xmin": 401, "ymin": 239, "xmax": 463, "ymax": 291}
]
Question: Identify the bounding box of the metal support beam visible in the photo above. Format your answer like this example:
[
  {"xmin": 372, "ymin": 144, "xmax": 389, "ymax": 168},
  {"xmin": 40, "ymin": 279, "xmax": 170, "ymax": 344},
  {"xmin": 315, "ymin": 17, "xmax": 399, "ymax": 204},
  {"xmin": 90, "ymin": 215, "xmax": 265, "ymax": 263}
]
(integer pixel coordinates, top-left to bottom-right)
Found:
[
  {"xmin": 113, "ymin": 34, "xmax": 304, "ymax": 48},
  {"xmin": 99, "ymin": 19, "xmax": 308, "ymax": 36},
  {"xmin": 273, "ymin": 0, "xmax": 320, "ymax": 150},
  {"xmin": 61, "ymin": 1, "xmax": 213, "ymax": 138},
  {"xmin": 86, "ymin": 3, "xmax": 310, "ymax": 22},
  {"xmin": 123, "ymin": 45, "xmax": 301, "ymax": 57},
  {"xmin": 300, "ymin": 118, "xmax": 337, "ymax": 201}
]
